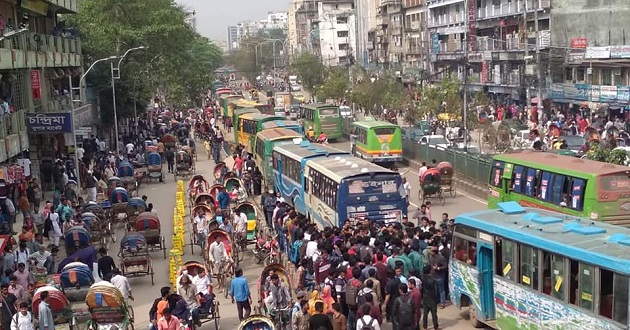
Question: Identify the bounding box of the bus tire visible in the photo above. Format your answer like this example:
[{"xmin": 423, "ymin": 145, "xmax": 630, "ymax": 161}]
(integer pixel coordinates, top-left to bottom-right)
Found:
[{"xmin": 468, "ymin": 304, "xmax": 484, "ymax": 328}]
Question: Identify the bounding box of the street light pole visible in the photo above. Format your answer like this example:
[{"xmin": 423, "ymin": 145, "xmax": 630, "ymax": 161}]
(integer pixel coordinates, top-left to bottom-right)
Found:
[{"xmin": 110, "ymin": 46, "xmax": 146, "ymax": 154}]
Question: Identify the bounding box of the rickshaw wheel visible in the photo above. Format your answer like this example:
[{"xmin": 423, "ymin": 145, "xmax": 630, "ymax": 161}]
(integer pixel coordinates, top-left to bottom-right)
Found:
[
  {"xmin": 150, "ymin": 266, "xmax": 155, "ymax": 285},
  {"xmin": 438, "ymin": 188, "xmax": 445, "ymax": 206},
  {"xmin": 418, "ymin": 187, "xmax": 424, "ymax": 202},
  {"xmin": 450, "ymin": 184, "xmax": 457, "ymax": 197},
  {"xmin": 162, "ymin": 236, "xmax": 167, "ymax": 259},
  {"xmin": 127, "ymin": 304, "xmax": 135, "ymax": 321},
  {"xmin": 190, "ymin": 235, "xmax": 195, "ymax": 254},
  {"xmin": 213, "ymin": 301, "xmax": 221, "ymax": 330}
]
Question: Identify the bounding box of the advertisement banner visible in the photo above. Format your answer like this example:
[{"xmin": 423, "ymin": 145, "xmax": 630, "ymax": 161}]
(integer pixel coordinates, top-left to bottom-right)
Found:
[
  {"xmin": 481, "ymin": 61, "xmax": 487, "ymax": 84},
  {"xmin": 30, "ymin": 70, "xmax": 41, "ymax": 100},
  {"xmin": 611, "ymin": 45, "xmax": 630, "ymax": 59},
  {"xmin": 600, "ymin": 85, "xmax": 618, "ymax": 101},
  {"xmin": 25, "ymin": 113, "xmax": 72, "ymax": 134},
  {"xmin": 585, "ymin": 46, "xmax": 611, "ymax": 59},
  {"xmin": 570, "ymin": 38, "xmax": 587, "ymax": 49}
]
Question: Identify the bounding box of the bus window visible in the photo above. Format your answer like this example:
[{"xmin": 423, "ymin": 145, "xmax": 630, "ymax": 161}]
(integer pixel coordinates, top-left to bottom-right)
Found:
[
  {"xmin": 524, "ymin": 168, "xmax": 538, "ymax": 197},
  {"xmin": 571, "ymin": 179, "xmax": 585, "ymax": 210},
  {"xmin": 550, "ymin": 174, "xmax": 566, "ymax": 204},
  {"xmin": 272, "ymin": 152, "xmax": 278, "ymax": 170},
  {"xmin": 599, "ymin": 268, "xmax": 614, "ymax": 319},
  {"xmin": 539, "ymin": 171, "xmax": 551, "ymax": 200},
  {"xmin": 453, "ymin": 237, "xmax": 468, "ymax": 262},
  {"xmin": 520, "ymin": 245, "xmax": 539, "ymax": 290},
  {"xmin": 551, "ymin": 254, "xmax": 565, "ymax": 301},
  {"xmin": 613, "ymin": 273, "xmax": 629, "ymax": 324},
  {"xmin": 579, "ymin": 263, "xmax": 594, "ymax": 311},
  {"xmin": 490, "ymin": 164, "xmax": 504, "ymax": 188},
  {"xmin": 512, "ymin": 165, "xmax": 524, "ymax": 193},
  {"xmin": 501, "ymin": 239, "xmax": 516, "ymax": 281}
]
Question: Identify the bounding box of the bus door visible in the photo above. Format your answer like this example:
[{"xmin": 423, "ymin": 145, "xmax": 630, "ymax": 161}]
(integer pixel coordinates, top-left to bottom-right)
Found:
[{"xmin": 477, "ymin": 242, "xmax": 496, "ymax": 320}]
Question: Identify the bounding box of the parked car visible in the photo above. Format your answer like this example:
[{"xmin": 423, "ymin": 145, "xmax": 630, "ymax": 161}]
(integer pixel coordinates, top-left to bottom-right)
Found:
[
  {"xmin": 340, "ymin": 106, "xmax": 352, "ymax": 118},
  {"xmin": 419, "ymin": 134, "xmax": 449, "ymax": 149}
]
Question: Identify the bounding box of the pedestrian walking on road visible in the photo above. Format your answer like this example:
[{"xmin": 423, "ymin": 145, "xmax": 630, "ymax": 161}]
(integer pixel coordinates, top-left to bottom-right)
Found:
[
  {"xmin": 11, "ymin": 302, "xmax": 35, "ymax": 330},
  {"xmin": 229, "ymin": 268, "xmax": 252, "ymax": 321},
  {"xmin": 37, "ymin": 291, "xmax": 53, "ymax": 330}
]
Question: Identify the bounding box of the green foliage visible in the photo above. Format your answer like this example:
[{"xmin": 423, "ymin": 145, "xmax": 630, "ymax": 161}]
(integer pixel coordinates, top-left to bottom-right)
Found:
[
  {"xmin": 585, "ymin": 142, "xmax": 627, "ymax": 165},
  {"xmin": 349, "ymin": 75, "xmax": 411, "ymax": 115},
  {"xmin": 224, "ymin": 36, "xmax": 285, "ymax": 82},
  {"xmin": 418, "ymin": 75, "xmax": 462, "ymax": 118},
  {"xmin": 318, "ymin": 68, "xmax": 349, "ymax": 102},
  {"xmin": 67, "ymin": 0, "xmax": 223, "ymax": 126},
  {"xmin": 291, "ymin": 53, "xmax": 325, "ymax": 94}
]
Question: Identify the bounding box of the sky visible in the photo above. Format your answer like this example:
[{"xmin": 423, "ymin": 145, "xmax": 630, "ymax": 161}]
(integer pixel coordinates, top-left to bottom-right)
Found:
[{"xmin": 177, "ymin": 0, "xmax": 289, "ymax": 41}]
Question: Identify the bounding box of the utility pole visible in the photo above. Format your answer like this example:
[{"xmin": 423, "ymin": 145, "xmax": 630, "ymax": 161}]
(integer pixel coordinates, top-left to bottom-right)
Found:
[
  {"xmin": 524, "ymin": 8, "xmax": 530, "ymax": 108},
  {"xmin": 534, "ymin": 1, "xmax": 542, "ymax": 124},
  {"xmin": 463, "ymin": 0, "xmax": 470, "ymax": 151}
]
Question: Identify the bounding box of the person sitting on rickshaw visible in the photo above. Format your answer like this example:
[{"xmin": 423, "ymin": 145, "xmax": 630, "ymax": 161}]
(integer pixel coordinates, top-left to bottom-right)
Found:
[
  {"xmin": 229, "ymin": 187, "xmax": 239, "ymax": 202},
  {"xmin": 234, "ymin": 209, "xmax": 248, "ymax": 243},
  {"xmin": 316, "ymin": 132, "xmax": 328, "ymax": 144},
  {"xmin": 237, "ymin": 185, "xmax": 247, "ymax": 203},
  {"xmin": 267, "ymin": 273, "xmax": 291, "ymax": 318},
  {"xmin": 218, "ymin": 189, "xmax": 230, "ymax": 211},
  {"xmin": 208, "ymin": 235, "xmax": 233, "ymax": 285}
]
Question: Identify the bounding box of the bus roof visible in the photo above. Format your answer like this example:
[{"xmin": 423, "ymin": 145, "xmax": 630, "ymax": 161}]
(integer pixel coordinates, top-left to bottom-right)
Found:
[
  {"xmin": 274, "ymin": 143, "xmax": 349, "ymax": 160},
  {"xmin": 351, "ymin": 120, "xmax": 399, "ymax": 129},
  {"xmin": 262, "ymin": 120, "xmax": 301, "ymax": 129},
  {"xmin": 301, "ymin": 103, "xmax": 337, "ymax": 109},
  {"xmin": 308, "ymin": 156, "xmax": 397, "ymax": 183},
  {"xmin": 493, "ymin": 150, "xmax": 630, "ymax": 176},
  {"xmin": 457, "ymin": 202, "xmax": 630, "ymax": 274},
  {"xmin": 240, "ymin": 113, "xmax": 284, "ymax": 121},
  {"xmin": 234, "ymin": 108, "xmax": 260, "ymax": 117},
  {"xmin": 257, "ymin": 128, "xmax": 302, "ymax": 140},
  {"xmin": 221, "ymin": 94, "xmax": 241, "ymax": 100}
]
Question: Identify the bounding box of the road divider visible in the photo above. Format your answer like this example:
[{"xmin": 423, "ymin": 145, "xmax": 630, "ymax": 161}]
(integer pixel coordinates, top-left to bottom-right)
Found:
[{"xmin": 170, "ymin": 180, "xmax": 186, "ymax": 287}]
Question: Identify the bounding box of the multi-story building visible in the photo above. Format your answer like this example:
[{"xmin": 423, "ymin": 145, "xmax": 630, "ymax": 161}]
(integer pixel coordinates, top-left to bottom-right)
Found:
[
  {"xmin": 356, "ymin": 0, "xmax": 380, "ymax": 68},
  {"xmin": 234, "ymin": 12, "xmax": 289, "ymax": 48},
  {"xmin": 402, "ymin": 0, "xmax": 429, "ymax": 71},
  {"xmin": 227, "ymin": 25, "xmax": 239, "ymax": 50},
  {"xmin": 549, "ymin": 0, "xmax": 630, "ymax": 112},
  {"xmin": 317, "ymin": 0, "xmax": 356, "ymax": 66},
  {"xmin": 184, "ymin": 10, "xmax": 197, "ymax": 31},
  {"xmin": 375, "ymin": 0, "xmax": 404, "ymax": 69},
  {"xmin": 0, "ymin": 0, "xmax": 86, "ymax": 188},
  {"xmin": 290, "ymin": 0, "xmax": 319, "ymax": 55}
]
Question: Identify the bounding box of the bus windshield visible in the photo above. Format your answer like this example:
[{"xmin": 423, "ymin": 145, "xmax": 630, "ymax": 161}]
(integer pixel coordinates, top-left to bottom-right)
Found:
[
  {"xmin": 600, "ymin": 173, "xmax": 630, "ymax": 191},
  {"xmin": 348, "ymin": 177, "xmax": 398, "ymax": 195},
  {"xmin": 319, "ymin": 108, "xmax": 339, "ymax": 117}
]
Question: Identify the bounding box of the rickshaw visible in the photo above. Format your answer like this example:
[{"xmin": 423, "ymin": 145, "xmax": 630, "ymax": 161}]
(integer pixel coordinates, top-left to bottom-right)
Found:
[
  {"xmin": 82, "ymin": 212, "xmax": 107, "ymax": 246},
  {"xmin": 60, "ymin": 262, "xmax": 94, "ymax": 301},
  {"xmin": 108, "ymin": 176, "xmax": 124, "ymax": 191},
  {"xmin": 81, "ymin": 203, "xmax": 115, "ymax": 243},
  {"xmin": 85, "ymin": 281, "xmax": 134, "ymax": 330},
  {"xmin": 177, "ymin": 261, "xmax": 221, "ymax": 330},
  {"xmin": 238, "ymin": 315, "xmax": 275, "ymax": 330},
  {"xmin": 126, "ymin": 197, "xmax": 147, "ymax": 229},
  {"xmin": 119, "ymin": 232, "xmax": 154, "ymax": 284},
  {"xmin": 175, "ymin": 150, "xmax": 194, "ymax": 178},
  {"xmin": 189, "ymin": 175, "xmax": 210, "ymax": 208},
  {"xmin": 194, "ymin": 193, "xmax": 215, "ymax": 207},
  {"xmin": 65, "ymin": 226, "xmax": 91, "ymax": 256},
  {"xmin": 135, "ymin": 212, "xmax": 167, "ymax": 258},
  {"xmin": 209, "ymin": 184, "xmax": 225, "ymax": 206},
  {"xmin": 147, "ymin": 152, "xmax": 164, "ymax": 183},
  {"xmin": 437, "ymin": 161, "xmax": 456, "ymax": 197},
  {"xmin": 65, "ymin": 180, "xmax": 79, "ymax": 203},
  {"xmin": 225, "ymin": 177, "xmax": 245, "ymax": 203},
  {"xmin": 118, "ymin": 160, "xmax": 139, "ymax": 196},
  {"xmin": 163, "ymin": 133, "xmax": 178, "ymax": 150},
  {"xmin": 33, "ymin": 286, "xmax": 81, "ymax": 330},
  {"xmin": 257, "ymin": 263, "xmax": 292, "ymax": 317},
  {"xmin": 182, "ymin": 137, "xmax": 197, "ymax": 160},
  {"xmin": 177, "ymin": 126, "xmax": 190, "ymax": 141},
  {"xmin": 213, "ymin": 162, "xmax": 227, "ymax": 184},
  {"xmin": 235, "ymin": 201, "xmax": 258, "ymax": 245},
  {"xmin": 205, "ymin": 229, "xmax": 235, "ymax": 295},
  {"xmin": 110, "ymin": 187, "xmax": 130, "ymax": 223},
  {"xmin": 419, "ymin": 168, "xmax": 445, "ymax": 206}
]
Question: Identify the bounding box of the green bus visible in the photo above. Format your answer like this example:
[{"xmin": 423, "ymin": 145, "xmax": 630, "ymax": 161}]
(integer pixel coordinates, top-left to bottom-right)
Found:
[
  {"xmin": 220, "ymin": 94, "xmax": 243, "ymax": 118},
  {"xmin": 232, "ymin": 108, "xmax": 260, "ymax": 139},
  {"xmin": 350, "ymin": 119, "xmax": 403, "ymax": 165},
  {"xmin": 237, "ymin": 113, "xmax": 285, "ymax": 155},
  {"xmin": 254, "ymin": 128, "xmax": 303, "ymax": 187},
  {"xmin": 299, "ymin": 104, "xmax": 343, "ymax": 140},
  {"xmin": 488, "ymin": 151, "xmax": 630, "ymax": 227},
  {"xmin": 262, "ymin": 120, "xmax": 303, "ymax": 135}
]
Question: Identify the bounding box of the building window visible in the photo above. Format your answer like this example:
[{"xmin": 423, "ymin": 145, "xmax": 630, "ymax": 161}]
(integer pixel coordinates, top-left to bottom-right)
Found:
[
  {"xmin": 565, "ymin": 67, "xmax": 574, "ymax": 82},
  {"xmin": 337, "ymin": 17, "xmax": 348, "ymax": 24},
  {"xmin": 337, "ymin": 31, "xmax": 348, "ymax": 38},
  {"xmin": 576, "ymin": 68, "xmax": 586, "ymax": 82},
  {"xmin": 601, "ymin": 68, "xmax": 612, "ymax": 86},
  {"xmin": 339, "ymin": 43, "xmax": 349, "ymax": 51}
]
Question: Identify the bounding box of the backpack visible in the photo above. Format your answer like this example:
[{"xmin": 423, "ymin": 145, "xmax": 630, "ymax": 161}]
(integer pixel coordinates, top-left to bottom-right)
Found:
[
  {"xmin": 358, "ymin": 317, "xmax": 377, "ymax": 330},
  {"xmin": 356, "ymin": 289, "xmax": 371, "ymax": 307},
  {"xmin": 345, "ymin": 280, "xmax": 361, "ymax": 307},
  {"xmin": 396, "ymin": 295, "xmax": 414, "ymax": 328}
]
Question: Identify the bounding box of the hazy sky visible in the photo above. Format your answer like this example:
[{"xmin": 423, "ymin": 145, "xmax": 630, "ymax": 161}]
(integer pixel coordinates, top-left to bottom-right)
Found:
[{"xmin": 177, "ymin": 0, "xmax": 289, "ymax": 41}]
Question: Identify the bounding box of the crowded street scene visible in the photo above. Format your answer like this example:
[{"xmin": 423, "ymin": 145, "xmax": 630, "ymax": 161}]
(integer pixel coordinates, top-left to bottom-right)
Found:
[{"xmin": 2, "ymin": 0, "xmax": 630, "ymax": 330}]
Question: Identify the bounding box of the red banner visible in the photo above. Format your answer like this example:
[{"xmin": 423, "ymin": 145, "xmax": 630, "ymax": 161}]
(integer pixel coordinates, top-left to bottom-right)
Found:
[
  {"xmin": 468, "ymin": 0, "xmax": 476, "ymax": 51},
  {"xmin": 571, "ymin": 37, "xmax": 587, "ymax": 49},
  {"xmin": 481, "ymin": 61, "xmax": 487, "ymax": 84},
  {"xmin": 30, "ymin": 70, "xmax": 41, "ymax": 100}
]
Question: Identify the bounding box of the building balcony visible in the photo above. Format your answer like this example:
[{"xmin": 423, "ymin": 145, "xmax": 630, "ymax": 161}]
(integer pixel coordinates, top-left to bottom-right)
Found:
[
  {"xmin": 0, "ymin": 32, "xmax": 82, "ymax": 70},
  {"xmin": 381, "ymin": 0, "xmax": 402, "ymax": 7},
  {"xmin": 46, "ymin": 0, "xmax": 79, "ymax": 14},
  {"xmin": 476, "ymin": 0, "xmax": 550, "ymax": 20},
  {"xmin": 427, "ymin": 0, "xmax": 464, "ymax": 9},
  {"xmin": 377, "ymin": 15, "xmax": 390, "ymax": 26},
  {"xmin": 406, "ymin": 45, "xmax": 426, "ymax": 54},
  {"xmin": 475, "ymin": 36, "xmax": 524, "ymax": 52},
  {"xmin": 438, "ymin": 40, "xmax": 464, "ymax": 53},
  {"xmin": 429, "ymin": 13, "xmax": 464, "ymax": 28}
]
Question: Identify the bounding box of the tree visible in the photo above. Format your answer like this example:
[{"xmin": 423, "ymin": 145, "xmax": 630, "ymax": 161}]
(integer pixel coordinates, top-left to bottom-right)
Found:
[
  {"xmin": 349, "ymin": 75, "xmax": 410, "ymax": 116},
  {"xmin": 318, "ymin": 67, "xmax": 349, "ymax": 102},
  {"xmin": 585, "ymin": 142, "xmax": 627, "ymax": 165},
  {"xmin": 417, "ymin": 75, "xmax": 462, "ymax": 119},
  {"xmin": 291, "ymin": 53, "xmax": 325, "ymax": 94},
  {"xmin": 67, "ymin": 0, "xmax": 222, "ymax": 126}
]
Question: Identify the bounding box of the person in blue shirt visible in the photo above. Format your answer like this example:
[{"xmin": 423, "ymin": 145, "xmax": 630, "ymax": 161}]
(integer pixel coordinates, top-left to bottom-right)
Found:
[
  {"xmin": 229, "ymin": 268, "xmax": 251, "ymax": 321},
  {"xmin": 217, "ymin": 190, "xmax": 230, "ymax": 210}
]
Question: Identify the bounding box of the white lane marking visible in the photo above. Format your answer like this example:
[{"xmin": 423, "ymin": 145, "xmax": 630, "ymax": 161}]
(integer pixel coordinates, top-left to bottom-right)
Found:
[{"xmin": 456, "ymin": 189, "xmax": 489, "ymax": 205}]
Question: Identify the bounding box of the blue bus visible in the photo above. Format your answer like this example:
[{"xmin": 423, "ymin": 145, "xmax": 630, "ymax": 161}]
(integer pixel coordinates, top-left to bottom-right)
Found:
[
  {"xmin": 261, "ymin": 120, "xmax": 304, "ymax": 135},
  {"xmin": 273, "ymin": 142, "xmax": 407, "ymax": 227},
  {"xmin": 451, "ymin": 201, "xmax": 630, "ymax": 330}
]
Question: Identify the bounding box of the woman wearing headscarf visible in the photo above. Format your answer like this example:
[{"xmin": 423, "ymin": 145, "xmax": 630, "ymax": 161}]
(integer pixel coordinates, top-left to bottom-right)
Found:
[
  {"xmin": 252, "ymin": 166, "xmax": 263, "ymax": 195},
  {"xmin": 320, "ymin": 285, "xmax": 335, "ymax": 314},
  {"xmin": 307, "ymin": 290, "xmax": 325, "ymax": 316}
]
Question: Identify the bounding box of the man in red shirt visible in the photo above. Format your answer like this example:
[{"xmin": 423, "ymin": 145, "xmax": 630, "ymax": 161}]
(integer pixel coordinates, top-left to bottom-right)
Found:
[
  {"xmin": 408, "ymin": 278, "xmax": 422, "ymax": 328},
  {"xmin": 157, "ymin": 308, "xmax": 180, "ymax": 330},
  {"xmin": 356, "ymin": 291, "xmax": 383, "ymax": 325}
]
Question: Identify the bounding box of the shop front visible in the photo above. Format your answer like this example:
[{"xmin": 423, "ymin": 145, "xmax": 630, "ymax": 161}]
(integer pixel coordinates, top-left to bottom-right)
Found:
[{"xmin": 26, "ymin": 112, "xmax": 72, "ymax": 191}]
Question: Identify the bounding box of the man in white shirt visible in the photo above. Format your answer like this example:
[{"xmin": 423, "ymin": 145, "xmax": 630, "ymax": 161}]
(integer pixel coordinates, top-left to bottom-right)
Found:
[
  {"xmin": 30, "ymin": 245, "xmax": 53, "ymax": 274},
  {"xmin": 400, "ymin": 177, "xmax": 411, "ymax": 205},
  {"xmin": 234, "ymin": 210, "xmax": 248, "ymax": 242},
  {"xmin": 75, "ymin": 144, "xmax": 85, "ymax": 160},
  {"xmin": 193, "ymin": 268, "xmax": 215, "ymax": 313},
  {"xmin": 418, "ymin": 161, "xmax": 428, "ymax": 179},
  {"xmin": 126, "ymin": 142, "xmax": 135, "ymax": 155},
  {"xmin": 305, "ymin": 233, "xmax": 319, "ymax": 259},
  {"xmin": 356, "ymin": 305, "xmax": 381, "ymax": 330},
  {"xmin": 194, "ymin": 213, "xmax": 208, "ymax": 255},
  {"xmin": 110, "ymin": 268, "xmax": 133, "ymax": 301}
]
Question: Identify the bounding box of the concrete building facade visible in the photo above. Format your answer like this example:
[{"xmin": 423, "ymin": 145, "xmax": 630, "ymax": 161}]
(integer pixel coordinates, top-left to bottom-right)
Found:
[
  {"xmin": 317, "ymin": 0, "xmax": 357, "ymax": 66},
  {"xmin": 227, "ymin": 25, "xmax": 239, "ymax": 50}
]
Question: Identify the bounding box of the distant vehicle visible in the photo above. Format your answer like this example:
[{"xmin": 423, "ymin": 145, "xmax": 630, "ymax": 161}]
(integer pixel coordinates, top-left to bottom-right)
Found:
[
  {"xmin": 419, "ymin": 135, "xmax": 449, "ymax": 149},
  {"xmin": 512, "ymin": 129, "xmax": 532, "ymax": 149},
  {"xmin": 289, "ymin": 75, "xmax": 298, "ymax": 85},
  {"xmin": 291, "ymin": 84, "xmax": 301, "ymax": 92},
  {"xmin": 350, "ymin": 120, "xmax": 403, "ymax": 165},
  {"xmin": 340, "ymin": 106, "xmax": 352, "ymax": 118},
  {"xmin": 289, "ymin": 105, "xmax": 300, "ymax": 120},
  {"xmin": 300, "ymin": 104, "xmax": 343, "ymax": 141},
  {"xmin": 557, "ymin": 135, "xmax": 586, "ymax": 155}
]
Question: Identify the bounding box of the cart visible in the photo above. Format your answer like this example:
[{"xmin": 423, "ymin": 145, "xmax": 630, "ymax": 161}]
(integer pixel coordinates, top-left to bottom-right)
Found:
[
  {"xmin": 118, "ymin": 160, "xmax": 139, "ymax": 196},
  {"xmin": 119, "ymin": 232, "xmax": 154, "ymax": 285},
  {"xmin": 213, "ymin": 162, "xmax": 227, "ymax": 184},
  {"xmin": 437, "ymin": 161, "xmax": 456, "ymax": 197},
  {"xmin": 238, "ymin": 315, "xmax": 274, "ymax": 330},
  {"xmin": 85, "ymin": 281, "xmax": 134, "ymax": 330},
  {"xmin": 34, "ymin": 286, "xmax": 82, "ymax": 330},
  {"xmin": 257, "ymin": 263, "xmax": 293, "ymax": 317},
  {"xmin": 418, "ymin": 168, "xmax": 445, "ymax": 206},
  {"xmin": 175, "ymin": 150, "xmax": 194, "ymax": 178},
  {"xmin": 64, "ymin": 226, "xmax": 91, "ymax": 256},
  {"xmin": 60, "ymin": 262, "xmax": 94, "ymax": 302},
  {"xmin": 205, "ymin": 229, "xmax": 235, "ymax": 297},
  {"xmin": 147, "ymin": 152, "xmax": 165, "ymax": 183},
  {"xmin": 177, "ymin": 261, "xmax": 221, "ymax": 330},
  {"xmin": 126, "ymin": 197, "xmax": 147, "ymax": 229},
  {"xmin": 110, "ymin": 187, "xmax": 129, "ymax": 224}
]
